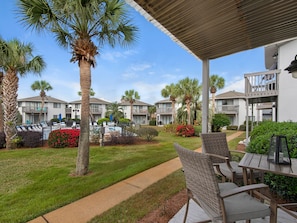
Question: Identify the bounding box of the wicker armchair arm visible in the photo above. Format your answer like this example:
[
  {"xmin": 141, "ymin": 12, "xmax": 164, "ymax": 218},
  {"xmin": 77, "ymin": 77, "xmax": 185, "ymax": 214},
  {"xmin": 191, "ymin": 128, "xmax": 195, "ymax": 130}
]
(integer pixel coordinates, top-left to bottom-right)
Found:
[
  {"xmin": 206, "ymin": 153, "xmax": 235, "ymax": 173},
  {"xmin": 213, "ymin": 164, "xmax": 227, "ymax": 181},
  {"xmin": 220, "ymin": 183, "xmax": 268, "ymax": 198}
]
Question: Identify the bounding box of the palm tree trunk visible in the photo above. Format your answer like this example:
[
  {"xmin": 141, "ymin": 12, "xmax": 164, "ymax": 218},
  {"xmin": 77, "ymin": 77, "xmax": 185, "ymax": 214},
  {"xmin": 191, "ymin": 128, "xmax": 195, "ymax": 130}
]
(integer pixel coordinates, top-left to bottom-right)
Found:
[
  {"xmin": 40, "ymin": 96, "xmax": 45, "ymax": 123},
  {"xmin": 0, "ymin": 72, "xmax": 3, "ymax": 132},
  {"xmin": 172, "ymin": 101, "xmax": 176, "ymax": 124},
  {"xmin": 76, "ymin": 60, "xmax": 90, "ymax": 175},
  {"xmin": 212, "ymin": 92, "xmax": 215, "ymax": 114},
  {"xmin": 130, "ymin": 103, "xmax": 133, "ymax": 122},
  {"xmin": 0, "ymin": 102, "xmax": 3, "ymax": 132},
  {"xmin": 186, "ymin": 100, "xmax": 191, "ymax": 125},
  {"xmin": 3, "ymin": 71, "xmax": 18, "ymax": 149}
]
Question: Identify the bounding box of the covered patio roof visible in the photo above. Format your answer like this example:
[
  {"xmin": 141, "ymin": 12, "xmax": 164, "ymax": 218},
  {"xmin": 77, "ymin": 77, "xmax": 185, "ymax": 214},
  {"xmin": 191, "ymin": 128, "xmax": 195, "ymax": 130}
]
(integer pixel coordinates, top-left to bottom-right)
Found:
[
  {"xmin": 126, "ymin": 0, "xmax": 297, "ymax": 133},
  {"xmin": 126, "ymin": 0, "xmax": 297, "ymax": 60}
]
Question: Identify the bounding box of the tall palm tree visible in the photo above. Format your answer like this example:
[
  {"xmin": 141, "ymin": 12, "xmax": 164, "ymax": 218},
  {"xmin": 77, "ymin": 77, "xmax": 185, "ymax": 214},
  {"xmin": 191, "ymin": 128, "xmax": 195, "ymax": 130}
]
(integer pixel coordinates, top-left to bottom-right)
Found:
[
  {"xmin": 78, "ymin": 88, "xmax": 95, "ymax": 123},
  {"xmin": 148, "ymin": 105, "xmax": 156, "ymax": 121},
  {"xmin": 78, "ymin": 88, "xmax": 95, "ymax": 97},
  {"xmin": 17, "ymin": 0, "xmax": 138, "ymax": 175},
  {"xmin": 105, "ymin": 102, "xmax": 124, "ymax": 123},
  {"xmin": 161, "ymin": 83, "xmax": 178, "ymax": 124},
  {"xmin": 121, "ymin": 89, "xmax": 140, "ymax": 122},
  {"xmin": 210, "ymin": 74, "xmax": 225, "ymax": 114},
  {"xmin": 31, "ymin": 80, "xmax": 53, "ymax": 123},
  {"xmin": 0, "ymin": 71, "xmax": 4, "ymax": 132},
  {"xmin": 0, "ymin": 38, "xmax": 45, "ymax": 149},
  {"xmin": 176, "ymin": 77, "xmax": 202, "ymax": 125}
]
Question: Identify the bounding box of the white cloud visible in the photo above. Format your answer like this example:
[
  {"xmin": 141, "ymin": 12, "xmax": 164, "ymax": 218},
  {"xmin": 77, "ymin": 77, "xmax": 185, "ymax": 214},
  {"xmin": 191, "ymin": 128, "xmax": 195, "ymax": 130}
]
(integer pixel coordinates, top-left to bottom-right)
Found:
[
  {"xmin": 100, "ymin": 50, "xmax": 137, "ymax": 62},
  {"xmin": 130, "ymin": 63, "xmax": 152, "ymax": 71},
  {"xmin": 220, "ymin": 78, "xmax": 245, "ymax": 93},
  {"xmin": 122, "ymin": 72, "xmax": 138, "ymax": 79},
  {"xmin": 132, "ymin": 81, "xmax": 165, "ymax": 104}
]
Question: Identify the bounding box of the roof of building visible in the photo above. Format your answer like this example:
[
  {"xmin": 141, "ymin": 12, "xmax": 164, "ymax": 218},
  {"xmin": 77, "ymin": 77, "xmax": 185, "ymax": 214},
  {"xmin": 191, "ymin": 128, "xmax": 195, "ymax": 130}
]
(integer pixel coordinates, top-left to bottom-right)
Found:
[
  {"xmin": 18, "ymin": 96, "xmax": 67, "ymax": 103},
  {"xmin": 155, "ymin": 98, "xmax": 171, "ymax": 104},
  {"xmin": 120, "ymin": 99, "xmax": 153, "ymax": 106},
  {"xmin": 70, "ymin": 97, "xmax": 110, "ymax": 104},
  {"xmin": 127, "ymin": 0, "xmax": 297, "ymax": 60},
  {"xmin": 215, "ymin": 91, "xmax": 246, "ymax": 100}
]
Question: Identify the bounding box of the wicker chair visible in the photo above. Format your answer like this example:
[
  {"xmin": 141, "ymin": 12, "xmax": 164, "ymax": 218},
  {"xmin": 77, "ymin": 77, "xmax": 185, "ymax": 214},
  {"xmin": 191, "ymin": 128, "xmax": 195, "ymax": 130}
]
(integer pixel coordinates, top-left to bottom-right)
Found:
[
  {"xmin": 200, "ymin": 132, "xmax": 248, "ymax": 184},
  {"xmin": 174, "ymin": 143, "xmax": 276, "ymax": 223}
]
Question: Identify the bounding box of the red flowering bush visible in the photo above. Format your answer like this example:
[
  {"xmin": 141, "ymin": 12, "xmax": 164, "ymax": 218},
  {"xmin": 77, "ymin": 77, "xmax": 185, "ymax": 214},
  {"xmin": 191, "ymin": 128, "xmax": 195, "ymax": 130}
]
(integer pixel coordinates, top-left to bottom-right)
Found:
[
  {"xmin": 176, "ymin": 125, "xmax": 195, "ymax": 137},
  {"xmin": 48, "ymin": 129, "xmax": 80, "ymax": 148}
]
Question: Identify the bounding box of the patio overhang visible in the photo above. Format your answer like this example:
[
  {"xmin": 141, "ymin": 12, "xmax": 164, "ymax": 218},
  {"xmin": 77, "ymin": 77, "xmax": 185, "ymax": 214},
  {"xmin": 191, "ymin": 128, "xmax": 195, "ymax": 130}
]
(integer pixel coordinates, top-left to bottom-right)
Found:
[{"xmin": 126, "ymin": 0, "xmax": 297, "ymax": 132}]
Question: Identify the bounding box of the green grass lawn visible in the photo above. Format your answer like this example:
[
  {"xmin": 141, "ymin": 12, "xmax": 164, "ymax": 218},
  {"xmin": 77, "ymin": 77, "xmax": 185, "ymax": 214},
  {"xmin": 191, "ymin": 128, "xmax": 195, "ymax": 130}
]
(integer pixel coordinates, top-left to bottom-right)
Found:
[{"xmin": 0, "ymin": 129, "xmax": 244, "ymax": 223}]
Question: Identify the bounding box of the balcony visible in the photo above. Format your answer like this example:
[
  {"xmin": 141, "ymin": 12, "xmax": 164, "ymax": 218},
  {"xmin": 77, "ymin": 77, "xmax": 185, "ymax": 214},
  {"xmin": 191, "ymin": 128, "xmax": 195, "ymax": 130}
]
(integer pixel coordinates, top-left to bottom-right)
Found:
[
  {"xmin": 215, "ymin": 105, "xmax": 239, "ymax": 114},
  {"xmin": 245, "ymin": 69, "xmax": 280, "ymax": 103},
  {"xmin": 90, "ymin": 108, "xmax": 103, "ymax": 115},
  {"xmin": 22, "ymin": 106, "xmax": 48, "ymax": 113},
  {"xmin": 133, "ymin": 109, "xmax": 148, "ymax": 115},
  {"xmin": 156, "ymin": 107, "xmax": 173, "ymax": 114}
]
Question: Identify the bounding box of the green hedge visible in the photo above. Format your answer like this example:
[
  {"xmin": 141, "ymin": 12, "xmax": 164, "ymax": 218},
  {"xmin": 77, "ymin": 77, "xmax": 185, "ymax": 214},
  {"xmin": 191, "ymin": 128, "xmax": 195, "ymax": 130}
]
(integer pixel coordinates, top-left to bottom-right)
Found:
[{"xmin": 246, "ymin": 121, "xmax": 297, "ymax": 201}]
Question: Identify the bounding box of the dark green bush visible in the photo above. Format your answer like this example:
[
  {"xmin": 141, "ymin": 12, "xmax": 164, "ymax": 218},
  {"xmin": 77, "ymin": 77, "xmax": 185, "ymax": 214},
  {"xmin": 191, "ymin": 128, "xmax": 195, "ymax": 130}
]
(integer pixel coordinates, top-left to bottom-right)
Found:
[
  {"xmin": 136, "ymin": 127, "xmax": 159, "ymax": 141},
  {"xmin": 212, "ymin": 113, "xmax": 231, "ymax": 132},
  {"xmin": 108, "ymin": 134, "xmax": 136, "ymax": 145},
  {"xmin": 0, "ymin": 132, "xmax": 6, "ymax": 149},
  {"xmin": 17, "ymin": 131, "xmax": 42, "ymax": 148},
  {"xmin": 97, "ymin": 118, "xmax": 110, "ymax": 125},
  {"xmin": 227, "ymin": 125, "xmax": 238, "ymax": 130},
  {"xmin": 246, "ymin": 121, "xmax": 297, "ymax": 201},
  {"xmin": 193, "ymin": 125, "xmax": 202, "ymax": 136},
  {"xmin": 149, "ymin": 119, "xmax": 156, "ymax": 126}
]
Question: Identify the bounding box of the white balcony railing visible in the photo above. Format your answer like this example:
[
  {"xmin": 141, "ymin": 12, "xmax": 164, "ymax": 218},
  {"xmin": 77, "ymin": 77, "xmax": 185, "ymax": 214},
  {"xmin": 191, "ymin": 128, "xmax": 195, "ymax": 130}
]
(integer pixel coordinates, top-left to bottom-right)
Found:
[
  {"xmin": 215, "ymin": 105, "xmax": 239, "ymax": 114},
  {"xmin": 245, "ymin": 69, "xmax": 280, "ymax": 98}
]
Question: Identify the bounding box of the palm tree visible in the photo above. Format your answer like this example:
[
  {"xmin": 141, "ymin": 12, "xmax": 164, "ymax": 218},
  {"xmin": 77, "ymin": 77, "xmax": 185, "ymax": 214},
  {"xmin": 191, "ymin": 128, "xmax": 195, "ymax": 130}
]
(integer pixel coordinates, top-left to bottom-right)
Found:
[
  {"xmin": 0, "ymin": 38, "xmax": 45, "ymax": 149},
  {"xmin": 176, "ymin": 77, "xmax": 202, "ymax": 125},
  {"xmin": 148, "ymin": 105, "xmax": 156, "ymax": 121},
  {"xmin": 17, "ymin": 0, "xmax": 138, "ymax": 175},
  {"xmin": 78, "ymin": 88, "xmax": 95, "ymax": 123},
  {"xmin": 121, "ymin": 90, "xmax": 140, "ymax": 122},
  {"xmin": 161, "ymin": 83, "xmax": 178, "ymax": 124},
  {"xmin": 105, "ymin": 102, "xmax": 124, "ymax": 123},
  {"xmin": 31, "ymin": 80, "xmax": 53, "ymax": 123},
  {"xmin": 210, "ymin": 74, "xmax": 225, "ymax": 114},
  {"xmin": 0, "ymin": 71, "xmax": 4, "ymax": 132},
  {"xmin": 78, "ymin": 88, "xmax": 95, "ymax": 97}
]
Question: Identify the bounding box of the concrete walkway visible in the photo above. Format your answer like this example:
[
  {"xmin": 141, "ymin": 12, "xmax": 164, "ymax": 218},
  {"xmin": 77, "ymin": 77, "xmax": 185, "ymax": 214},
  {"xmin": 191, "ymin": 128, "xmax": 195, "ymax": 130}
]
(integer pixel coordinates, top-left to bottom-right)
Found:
[{"xmin": 29, "ymin": 131, "xmax": 244, "ymax": 223}]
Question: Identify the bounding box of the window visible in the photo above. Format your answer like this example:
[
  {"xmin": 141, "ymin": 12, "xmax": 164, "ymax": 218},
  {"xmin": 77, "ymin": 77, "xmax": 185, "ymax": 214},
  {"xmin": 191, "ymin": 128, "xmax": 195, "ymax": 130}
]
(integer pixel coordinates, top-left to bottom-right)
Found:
[{"xmin": 53, "ymin": 103, "xmax": 61, "ymax": 108}]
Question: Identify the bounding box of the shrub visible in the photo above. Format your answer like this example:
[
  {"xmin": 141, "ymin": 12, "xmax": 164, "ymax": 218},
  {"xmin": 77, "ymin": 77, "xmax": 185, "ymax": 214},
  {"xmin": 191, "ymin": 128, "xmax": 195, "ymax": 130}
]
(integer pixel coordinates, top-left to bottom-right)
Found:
[
  {"xmin": 212, "ymin": 113, "xmax": 231, "ymax": 132},
  {"xmin": 97, "ymin": 118, "xmax": 109, "ymax": 125},
  {"xmin": 108, "ymin": 134, "xmax": 136, "ymax": 145},
  {"xmin": 227, "ymin": 125, "xmax": 238, "ymax": 130},
  {"xmin": 17, "ymin": 131, "xmax": 42, "ymax": 148},
  {"xmin": 163, "ymin": 123, "xmax": 178, "ymax": 134},
  {"xmin": 246, "ymin": 121, "xmax": 297, "ymax": 201},
  {"xmin": 176, "ymin": 125, "xmax": 195, "ymax": 137},
  {"xmin": 136, "ymin": 127, "xmax": 159, "ymax": 141},
  {"xmin": 149, "ymin": 119, "xmax": 156, "ymax": 126},
  {"xmin": 193, "ymin": 125, "xmax": 202, "ymax": 136},
  {"xmin": 48, "ymin": 129, "xmax": 80, "ymax": 148},
  {"xmin": 0, "ymin": 132, "xmax": 5, "ymax": 149},
  {"xmin": 118, "ymin": 118, "xmax": 131, "ymax": 127}
]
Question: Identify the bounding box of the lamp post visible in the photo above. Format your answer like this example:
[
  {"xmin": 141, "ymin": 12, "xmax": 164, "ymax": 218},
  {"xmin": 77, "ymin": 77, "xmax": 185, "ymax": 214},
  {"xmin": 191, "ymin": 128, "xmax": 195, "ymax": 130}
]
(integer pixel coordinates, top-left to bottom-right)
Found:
[{"xmin": 285, "ymin": 55, "xmax": 297, "ymax": 78}]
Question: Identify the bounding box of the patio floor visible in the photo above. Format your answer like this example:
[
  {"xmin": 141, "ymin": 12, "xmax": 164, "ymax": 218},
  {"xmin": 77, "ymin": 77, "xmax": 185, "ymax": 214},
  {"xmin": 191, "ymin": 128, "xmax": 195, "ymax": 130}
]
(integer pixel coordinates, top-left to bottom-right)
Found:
[{"xmin": 169, "ymin": 199, "xmax": 297, "ymax": 223}]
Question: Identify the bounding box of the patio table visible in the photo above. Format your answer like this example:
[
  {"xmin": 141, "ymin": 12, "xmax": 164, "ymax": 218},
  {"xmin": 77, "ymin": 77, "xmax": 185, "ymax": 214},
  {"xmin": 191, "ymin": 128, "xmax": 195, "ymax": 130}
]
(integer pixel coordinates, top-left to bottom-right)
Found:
[{"xmin": 239, "ymin": 153, "xmax": 297, "ymax": 222}]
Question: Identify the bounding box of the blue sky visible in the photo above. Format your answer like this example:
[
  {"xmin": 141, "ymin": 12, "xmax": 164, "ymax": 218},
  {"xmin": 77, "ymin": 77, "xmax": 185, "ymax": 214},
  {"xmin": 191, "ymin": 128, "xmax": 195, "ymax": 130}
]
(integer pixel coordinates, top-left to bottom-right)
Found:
[{"xmin": 1, "ymin": 1, "xmax": 266, "ymax": 105}]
